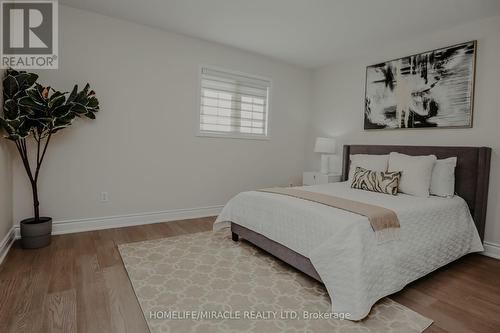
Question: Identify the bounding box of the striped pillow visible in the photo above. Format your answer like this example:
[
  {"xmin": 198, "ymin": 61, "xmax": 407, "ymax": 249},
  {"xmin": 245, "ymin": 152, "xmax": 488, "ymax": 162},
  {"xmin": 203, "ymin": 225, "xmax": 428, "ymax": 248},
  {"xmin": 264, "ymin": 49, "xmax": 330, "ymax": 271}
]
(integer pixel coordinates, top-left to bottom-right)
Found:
[{"xmin": 351, "ymin": 167, "xmax": 401, "ymax": 195}]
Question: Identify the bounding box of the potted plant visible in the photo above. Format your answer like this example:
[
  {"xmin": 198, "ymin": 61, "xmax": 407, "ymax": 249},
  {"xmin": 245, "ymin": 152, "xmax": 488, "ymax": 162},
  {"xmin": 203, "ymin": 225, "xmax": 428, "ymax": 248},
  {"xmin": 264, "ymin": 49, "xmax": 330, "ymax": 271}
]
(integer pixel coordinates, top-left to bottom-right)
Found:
[{"xmin": 1, "ymin": 69, "xmax": 99, "ymax": 249}]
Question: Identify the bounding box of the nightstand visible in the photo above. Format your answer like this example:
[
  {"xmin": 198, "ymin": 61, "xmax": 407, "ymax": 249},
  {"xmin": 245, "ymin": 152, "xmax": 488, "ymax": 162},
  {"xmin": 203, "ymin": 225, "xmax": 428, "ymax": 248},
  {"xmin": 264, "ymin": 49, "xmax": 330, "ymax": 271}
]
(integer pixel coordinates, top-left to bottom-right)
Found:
[{"xmin": 303, "ymin": 172, "xmax": 342, "ymax": 186}]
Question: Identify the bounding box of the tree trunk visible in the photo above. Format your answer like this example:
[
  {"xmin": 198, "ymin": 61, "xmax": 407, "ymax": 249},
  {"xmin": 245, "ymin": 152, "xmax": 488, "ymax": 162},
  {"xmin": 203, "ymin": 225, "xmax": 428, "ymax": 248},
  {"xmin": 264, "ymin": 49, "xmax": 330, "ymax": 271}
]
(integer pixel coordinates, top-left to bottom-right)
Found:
[
  {"xmin": 31, "ymin": 180, "xmax": 40, "ymax": 222},
  {"xmin": 16, "ymin": 137, "xmax": 48, "ymax": 223}
]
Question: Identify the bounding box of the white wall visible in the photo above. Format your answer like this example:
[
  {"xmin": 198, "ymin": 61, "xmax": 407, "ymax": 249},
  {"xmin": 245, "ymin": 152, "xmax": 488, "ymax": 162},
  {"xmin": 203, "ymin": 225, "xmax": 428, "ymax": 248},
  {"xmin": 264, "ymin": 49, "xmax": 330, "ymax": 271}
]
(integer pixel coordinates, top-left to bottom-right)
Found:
[
  {"xmin": 0, "ymin": 69, "xmax": 13, "ymax": 242},
  {"xmin": 308, "ymin": 15, "xmax": 500, "ymax": 245},
  {"xmin": 0, "ymin": 141, "xmax": 12, "ymax": 243},
  {"xmin": 12, "ymin": 6, "xmax": 312, "ymax": 224}
]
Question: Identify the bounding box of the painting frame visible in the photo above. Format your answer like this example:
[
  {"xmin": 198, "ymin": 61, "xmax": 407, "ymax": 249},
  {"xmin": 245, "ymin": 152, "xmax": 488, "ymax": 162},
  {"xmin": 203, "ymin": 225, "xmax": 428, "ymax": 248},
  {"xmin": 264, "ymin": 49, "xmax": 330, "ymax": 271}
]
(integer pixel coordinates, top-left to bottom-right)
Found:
[{"xmin": 363, "ymin": 40, "xmax": 477, "ymax": 130}]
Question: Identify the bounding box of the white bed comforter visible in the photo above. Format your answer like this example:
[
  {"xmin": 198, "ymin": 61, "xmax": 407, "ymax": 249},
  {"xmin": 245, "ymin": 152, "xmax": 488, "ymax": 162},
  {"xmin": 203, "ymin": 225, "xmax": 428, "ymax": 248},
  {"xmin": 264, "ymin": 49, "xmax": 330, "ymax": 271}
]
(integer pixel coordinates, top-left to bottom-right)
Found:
[{"xmin": 213, "ymin": 182, "xmax": 483, "ymax": 320}]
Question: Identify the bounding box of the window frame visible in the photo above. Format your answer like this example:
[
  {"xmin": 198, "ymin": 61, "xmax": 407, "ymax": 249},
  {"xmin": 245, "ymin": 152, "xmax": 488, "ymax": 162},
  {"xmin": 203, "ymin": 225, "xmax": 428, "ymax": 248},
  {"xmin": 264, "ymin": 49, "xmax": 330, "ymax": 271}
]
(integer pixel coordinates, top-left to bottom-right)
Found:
[{"xmin": 196, "ymin": 65, "xmax": 272, "ymax": 140}]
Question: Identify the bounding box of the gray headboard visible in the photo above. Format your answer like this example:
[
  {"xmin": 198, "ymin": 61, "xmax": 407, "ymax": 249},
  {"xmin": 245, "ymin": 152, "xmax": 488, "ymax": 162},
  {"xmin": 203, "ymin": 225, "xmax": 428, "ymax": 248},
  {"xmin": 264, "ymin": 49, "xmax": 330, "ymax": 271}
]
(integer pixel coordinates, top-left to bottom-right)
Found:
[{"xmin": 342, "ymin": 145, "xmax": 492, "ymax": 240}]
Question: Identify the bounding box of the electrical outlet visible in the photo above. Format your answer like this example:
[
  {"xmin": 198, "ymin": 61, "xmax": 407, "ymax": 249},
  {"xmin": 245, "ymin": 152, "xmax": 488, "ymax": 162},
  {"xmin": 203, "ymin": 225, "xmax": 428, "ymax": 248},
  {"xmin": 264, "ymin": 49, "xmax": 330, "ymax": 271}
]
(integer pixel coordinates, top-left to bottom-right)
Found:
[{"xmin": 100, "ymin": 192, "xmax": 109, "ymax": 203}]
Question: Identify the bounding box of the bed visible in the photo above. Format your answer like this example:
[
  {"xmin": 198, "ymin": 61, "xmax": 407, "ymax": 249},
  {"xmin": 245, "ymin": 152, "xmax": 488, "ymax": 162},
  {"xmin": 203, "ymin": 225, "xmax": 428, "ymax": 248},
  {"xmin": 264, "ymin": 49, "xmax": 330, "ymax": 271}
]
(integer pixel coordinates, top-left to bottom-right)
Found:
[{"xmin": 213, "ymin": 145, "xmax": 491, "ymax": 320}]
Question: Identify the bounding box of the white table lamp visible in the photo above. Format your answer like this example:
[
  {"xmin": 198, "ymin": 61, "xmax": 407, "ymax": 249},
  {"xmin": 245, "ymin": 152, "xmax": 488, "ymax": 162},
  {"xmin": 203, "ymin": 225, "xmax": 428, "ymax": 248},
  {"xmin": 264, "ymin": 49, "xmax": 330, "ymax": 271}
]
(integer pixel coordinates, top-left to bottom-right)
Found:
[{"xmin": 314, "ymin": 137, "xmax": 337, "ymax": 174}]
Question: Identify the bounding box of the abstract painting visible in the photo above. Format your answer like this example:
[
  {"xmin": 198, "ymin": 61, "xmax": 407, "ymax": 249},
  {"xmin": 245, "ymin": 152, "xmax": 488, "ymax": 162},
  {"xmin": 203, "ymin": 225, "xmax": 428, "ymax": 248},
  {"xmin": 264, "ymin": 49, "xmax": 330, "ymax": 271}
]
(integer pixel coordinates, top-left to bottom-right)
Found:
[{"xmin": 364, "ymin": 41, "xmax": 476, "ymax": 129}]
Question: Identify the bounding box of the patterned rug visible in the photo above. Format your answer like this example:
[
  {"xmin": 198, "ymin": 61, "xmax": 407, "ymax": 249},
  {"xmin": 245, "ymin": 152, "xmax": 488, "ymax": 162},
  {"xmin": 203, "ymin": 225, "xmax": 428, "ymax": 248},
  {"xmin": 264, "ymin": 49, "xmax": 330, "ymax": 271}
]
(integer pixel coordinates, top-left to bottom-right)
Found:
[{"xmin": 119, "ymin": 230, "xmax": 433, "ymax": 333}]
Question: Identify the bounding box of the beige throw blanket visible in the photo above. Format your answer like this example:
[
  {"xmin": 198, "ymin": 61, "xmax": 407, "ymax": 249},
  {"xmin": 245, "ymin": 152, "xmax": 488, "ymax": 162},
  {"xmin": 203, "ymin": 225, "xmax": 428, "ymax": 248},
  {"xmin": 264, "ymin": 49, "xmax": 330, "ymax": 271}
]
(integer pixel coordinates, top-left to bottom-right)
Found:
[{"xmin": 258, "ymin": 188, "xmax": 400, "ymax": 234}]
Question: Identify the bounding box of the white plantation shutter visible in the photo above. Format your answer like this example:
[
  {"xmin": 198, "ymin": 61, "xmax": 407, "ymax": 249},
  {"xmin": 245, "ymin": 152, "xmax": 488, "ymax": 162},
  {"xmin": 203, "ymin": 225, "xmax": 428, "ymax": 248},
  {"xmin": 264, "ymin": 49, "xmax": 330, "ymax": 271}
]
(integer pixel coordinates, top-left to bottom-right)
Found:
[{"xmin": 199, "ymin": 67, "xmax": 270, "ymax": 138}]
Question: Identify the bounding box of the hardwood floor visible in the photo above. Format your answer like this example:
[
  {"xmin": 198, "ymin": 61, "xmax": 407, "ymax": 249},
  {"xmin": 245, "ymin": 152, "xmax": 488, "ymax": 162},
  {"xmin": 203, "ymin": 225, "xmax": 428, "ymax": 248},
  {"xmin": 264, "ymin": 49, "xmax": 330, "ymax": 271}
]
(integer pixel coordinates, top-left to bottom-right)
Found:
[{"xmin": 1, "ymin": 216, "xmax": 499, "ymax": 333}]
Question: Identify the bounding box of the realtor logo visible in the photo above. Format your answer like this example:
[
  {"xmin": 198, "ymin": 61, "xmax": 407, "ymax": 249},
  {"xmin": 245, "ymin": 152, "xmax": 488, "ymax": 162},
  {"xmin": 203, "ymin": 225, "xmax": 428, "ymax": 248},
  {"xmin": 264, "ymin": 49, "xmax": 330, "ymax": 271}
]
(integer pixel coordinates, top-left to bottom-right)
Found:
[{"xmin": 1, "ymin": 0, "xmax": 58, "ymax": 69}]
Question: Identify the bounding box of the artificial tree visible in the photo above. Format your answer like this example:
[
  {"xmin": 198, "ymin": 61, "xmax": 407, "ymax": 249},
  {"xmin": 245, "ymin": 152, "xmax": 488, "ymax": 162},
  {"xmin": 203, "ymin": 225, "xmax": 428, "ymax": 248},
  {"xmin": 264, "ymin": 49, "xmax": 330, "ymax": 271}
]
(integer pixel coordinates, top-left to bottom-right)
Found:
[{"xmin": 1, "ymin": 69, "xmax": 99, "ymax": 246}]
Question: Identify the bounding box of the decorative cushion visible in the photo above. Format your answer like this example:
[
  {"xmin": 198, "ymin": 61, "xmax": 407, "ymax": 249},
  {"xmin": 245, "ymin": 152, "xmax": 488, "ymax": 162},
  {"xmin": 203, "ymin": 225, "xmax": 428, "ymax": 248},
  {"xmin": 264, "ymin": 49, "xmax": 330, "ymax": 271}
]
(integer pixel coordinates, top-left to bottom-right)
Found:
[
  {"xmin": 349, "ymin": 154, "xmax": 389, "ymax": 182},
  {"xmin": 388, "ymin": 152, "xmax": 437, "ymax": 197},
  {"xmin": 351, "ymin": 167, "xmax": 402, "ymax": 195},
  {"xmin": 430, "ymin": 157, "xmax": 457, "ymax": 197}
]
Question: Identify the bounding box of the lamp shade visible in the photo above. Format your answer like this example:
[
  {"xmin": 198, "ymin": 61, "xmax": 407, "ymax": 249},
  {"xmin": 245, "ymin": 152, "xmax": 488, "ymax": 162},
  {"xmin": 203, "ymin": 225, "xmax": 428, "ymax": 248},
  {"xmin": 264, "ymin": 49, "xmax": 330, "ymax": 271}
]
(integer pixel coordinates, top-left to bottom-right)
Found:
[{"xmin": 314, "ymin": 137, "xmax": 337, "ymax": 154}]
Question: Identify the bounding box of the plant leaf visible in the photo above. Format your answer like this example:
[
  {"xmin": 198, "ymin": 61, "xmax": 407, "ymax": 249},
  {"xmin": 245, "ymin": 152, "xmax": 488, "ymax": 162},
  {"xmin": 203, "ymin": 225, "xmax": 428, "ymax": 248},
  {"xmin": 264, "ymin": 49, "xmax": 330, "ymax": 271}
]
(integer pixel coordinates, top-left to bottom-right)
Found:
[
  {"xmin": 85, "ymin": 111, "xmax": 96, "ymax": 119},
  {"xmin": 48, "ymin": 94, "xmax": 66, "ymax": 109},
  {"xmin": 28, "ymin": 116, "xmax": 52, "ymax": 128},
  {"xmin": 87, "ymin": 97, "xmax": 99, "ymax": 108},
  {"xmin": 52, "ymin": 104, "xmax": 72, "ymax": 117},
  {"xmin": 3, "ymin": 75, "xmax": 18, "ymax": 98},
  {"xmin": 18, "ymin": 95, "xmax": 45, "ymax": 111},
  {"xmin": 49, "ymin": 91, "xmax": 64, "ymax": 100},
  {"xmin": 67, "ymin": 85, "xmax": 78, "ymax": 103},
  {"xmin": 25, "ymin": 73, "xmax": 39, "ymax": 88},
  {"xmin": 71, "ymin": 103, "xmax": 87, "ymax": 114},
  {"xmin": 55, "ymin": 112, "xmax": 76, "ymax": 126},
  {"xmin": 0, "ymin": 118, "xmax": 20, "ymax": 140},
  {"xmin": 15, "ymin": 72, "xmax": 38, "ymax": 90},
  {"xmin": 3, "ymin": 99, "xmax": 20, "ymax": 119},
  {"xmin": 6, "ymin": 68, "xmax": 19, "ymax": 76},
  {"xmin": 26, "ymin": 87, "xmax": 46, "ymax": 105}
]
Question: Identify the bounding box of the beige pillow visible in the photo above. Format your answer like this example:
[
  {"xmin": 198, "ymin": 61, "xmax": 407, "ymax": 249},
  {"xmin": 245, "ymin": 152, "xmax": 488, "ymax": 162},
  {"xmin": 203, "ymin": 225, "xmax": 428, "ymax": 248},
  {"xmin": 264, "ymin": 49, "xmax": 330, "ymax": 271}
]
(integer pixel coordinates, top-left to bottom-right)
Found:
[
  {"xmin": 348, "ymin": 154, "xmax": 389, "ymax": 182},
  {"xmin": 388, "ymin": 152, "xmax": 437, "ymax": 197}
]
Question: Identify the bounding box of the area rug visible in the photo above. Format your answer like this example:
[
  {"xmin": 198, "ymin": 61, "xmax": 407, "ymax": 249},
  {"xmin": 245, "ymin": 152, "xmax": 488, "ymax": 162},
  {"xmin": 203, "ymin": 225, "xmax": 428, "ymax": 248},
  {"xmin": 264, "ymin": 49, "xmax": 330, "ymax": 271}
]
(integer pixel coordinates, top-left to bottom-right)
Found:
[{"xmin": 119, "ymin": 230, "xmax": 432, "ymax": 333}]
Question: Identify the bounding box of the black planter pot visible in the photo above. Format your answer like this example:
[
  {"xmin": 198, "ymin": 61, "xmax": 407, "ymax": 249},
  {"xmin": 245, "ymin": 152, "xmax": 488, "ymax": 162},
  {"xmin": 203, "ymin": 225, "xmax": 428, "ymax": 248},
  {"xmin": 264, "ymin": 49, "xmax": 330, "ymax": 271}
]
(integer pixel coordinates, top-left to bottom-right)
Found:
[{"xmin": 20, "ymin": 217, "xmax": 52, "ymax": 249}]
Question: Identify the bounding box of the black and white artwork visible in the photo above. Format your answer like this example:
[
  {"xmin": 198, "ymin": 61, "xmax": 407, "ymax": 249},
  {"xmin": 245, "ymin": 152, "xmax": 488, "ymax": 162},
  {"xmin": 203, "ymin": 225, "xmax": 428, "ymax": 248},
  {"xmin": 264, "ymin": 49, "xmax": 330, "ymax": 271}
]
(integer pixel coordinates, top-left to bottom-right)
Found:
[{"xmin": 364, "ymin": 41, "xmax": 476, "ymax": 129}]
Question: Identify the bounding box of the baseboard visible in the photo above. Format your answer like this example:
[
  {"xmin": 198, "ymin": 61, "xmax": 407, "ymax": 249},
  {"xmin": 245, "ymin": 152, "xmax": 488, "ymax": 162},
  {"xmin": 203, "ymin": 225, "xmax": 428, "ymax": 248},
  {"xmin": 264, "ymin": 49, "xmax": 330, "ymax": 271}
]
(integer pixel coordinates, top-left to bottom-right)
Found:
[
  {"xmin": 482, "ymin": 241, "xmax": 500, "ymax": 260},
  {"xmin": 10, "ymin": 205, "xmax": 497, "ymax": 262},
  {"xmin": 13, "ymin": 205, "xmax": 223, "ymax": 238},
  {"xmin": 0, "ymin": 226, "xmax": 16, "ymax": 265}
]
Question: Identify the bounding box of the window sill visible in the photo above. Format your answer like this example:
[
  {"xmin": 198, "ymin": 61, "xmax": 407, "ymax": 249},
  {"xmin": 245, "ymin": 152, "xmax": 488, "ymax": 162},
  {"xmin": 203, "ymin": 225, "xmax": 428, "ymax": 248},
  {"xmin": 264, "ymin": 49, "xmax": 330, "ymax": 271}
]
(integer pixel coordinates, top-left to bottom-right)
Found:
[{"xmin": 196, "ymin": 132, "xmax": 271, "ymax": 141}]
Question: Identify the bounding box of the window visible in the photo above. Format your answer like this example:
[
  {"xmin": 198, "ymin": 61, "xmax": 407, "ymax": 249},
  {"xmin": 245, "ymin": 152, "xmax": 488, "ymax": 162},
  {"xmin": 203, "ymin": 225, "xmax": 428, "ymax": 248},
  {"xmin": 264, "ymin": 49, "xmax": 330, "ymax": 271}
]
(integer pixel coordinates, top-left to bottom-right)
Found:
[{"xmin": 198, "ymin": 66, "xmax": 271, "ymax": 139}]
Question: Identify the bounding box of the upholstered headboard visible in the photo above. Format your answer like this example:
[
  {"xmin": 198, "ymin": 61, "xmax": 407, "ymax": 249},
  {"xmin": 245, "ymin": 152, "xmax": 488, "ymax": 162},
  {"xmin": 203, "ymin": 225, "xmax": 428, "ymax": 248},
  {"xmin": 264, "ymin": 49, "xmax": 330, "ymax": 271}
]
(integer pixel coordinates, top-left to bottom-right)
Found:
[{"xmin": 341, "ymin": 145, "xmax": 492, "ymax": 240}]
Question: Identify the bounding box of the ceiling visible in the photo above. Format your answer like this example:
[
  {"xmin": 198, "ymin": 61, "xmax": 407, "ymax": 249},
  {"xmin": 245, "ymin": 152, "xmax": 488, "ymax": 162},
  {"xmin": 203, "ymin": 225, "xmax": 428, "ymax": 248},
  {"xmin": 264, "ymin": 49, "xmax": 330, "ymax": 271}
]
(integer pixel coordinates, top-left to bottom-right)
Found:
[{"xmin": 59, "ymin": 0, "xmax": 500, "ymax": 68}]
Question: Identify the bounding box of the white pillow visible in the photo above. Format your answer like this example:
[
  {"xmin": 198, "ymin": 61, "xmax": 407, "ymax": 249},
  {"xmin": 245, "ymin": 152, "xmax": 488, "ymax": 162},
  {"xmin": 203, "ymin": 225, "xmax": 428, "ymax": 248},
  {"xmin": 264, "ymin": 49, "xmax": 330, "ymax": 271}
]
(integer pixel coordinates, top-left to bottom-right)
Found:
[
  {"xmin": 388, "ymin": 152, "xmax": 437, "ymax": 197},
  {"xmin": 430, "ymin": 157, "xmax": 457, "ymax": 197},
  {"xmin": 349, "ymin": 154, "xmax": 389, "ymax": 182}
]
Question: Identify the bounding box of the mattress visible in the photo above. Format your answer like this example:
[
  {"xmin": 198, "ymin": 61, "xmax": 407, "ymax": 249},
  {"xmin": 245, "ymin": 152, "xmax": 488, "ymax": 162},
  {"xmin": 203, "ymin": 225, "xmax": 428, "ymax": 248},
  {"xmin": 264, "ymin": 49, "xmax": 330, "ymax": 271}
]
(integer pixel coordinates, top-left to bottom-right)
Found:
[{"xmin": 213, "ymin": 182, "xmax": 484, "ymax": 320}]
